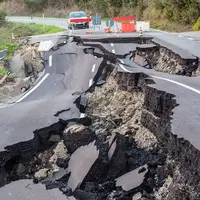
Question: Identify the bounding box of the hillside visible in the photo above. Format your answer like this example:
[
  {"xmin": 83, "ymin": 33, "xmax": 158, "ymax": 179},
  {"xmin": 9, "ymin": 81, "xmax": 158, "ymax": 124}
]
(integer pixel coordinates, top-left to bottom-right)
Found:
[{"xmin": 0, "ymin": 0, "xmax": 200, "ymax": 32}]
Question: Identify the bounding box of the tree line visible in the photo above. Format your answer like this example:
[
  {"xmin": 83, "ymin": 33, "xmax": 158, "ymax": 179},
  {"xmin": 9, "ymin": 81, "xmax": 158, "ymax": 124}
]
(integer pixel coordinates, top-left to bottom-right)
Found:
[{"xmin": 1, "ymin": 0, "xmax": 200, "ymax": 26}]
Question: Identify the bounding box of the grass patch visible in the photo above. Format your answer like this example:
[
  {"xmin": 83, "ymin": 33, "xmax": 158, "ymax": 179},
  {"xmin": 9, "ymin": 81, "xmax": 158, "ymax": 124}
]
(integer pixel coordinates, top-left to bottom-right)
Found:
[
  {"xmin": 26, "ymin": 23, "xmax": 64, "ymax": 34},
  {"xmin": 0, "ymin": 22, "xmax": 64, "ymax": 61},
  {"xmin": 0, "ymin": 22, "xmax": 64, "ymax": 40},
  {"xmin": 0, "ymin": 67, "xmax": 8, "ymax": 75}
]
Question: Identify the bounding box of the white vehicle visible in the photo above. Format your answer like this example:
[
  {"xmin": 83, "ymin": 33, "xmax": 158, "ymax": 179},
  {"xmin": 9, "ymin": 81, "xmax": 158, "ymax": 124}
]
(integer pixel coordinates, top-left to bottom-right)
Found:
[{"xmin": 68, "ymin": 11, "xmax": 89, "ymax": 29}]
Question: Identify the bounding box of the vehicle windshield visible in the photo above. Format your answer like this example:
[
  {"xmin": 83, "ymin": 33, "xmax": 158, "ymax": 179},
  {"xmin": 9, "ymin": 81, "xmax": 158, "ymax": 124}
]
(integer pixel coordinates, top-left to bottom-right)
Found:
[{"xmin": 69, "ymin": 12, "xmax": 87, "ymax": 18}]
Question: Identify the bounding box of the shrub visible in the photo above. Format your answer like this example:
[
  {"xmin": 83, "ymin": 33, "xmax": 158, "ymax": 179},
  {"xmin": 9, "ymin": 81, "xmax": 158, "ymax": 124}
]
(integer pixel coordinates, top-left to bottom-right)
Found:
[{"xmin": 193, "ymin": 17, "xmax": 200, "ymax": 31}]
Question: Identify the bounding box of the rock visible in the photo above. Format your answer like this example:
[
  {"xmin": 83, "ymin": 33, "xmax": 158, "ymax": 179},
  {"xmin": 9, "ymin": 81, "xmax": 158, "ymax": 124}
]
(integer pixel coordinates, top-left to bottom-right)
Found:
[
  {"xmin": 56, "ymin": 157, "xmax": 70, "ymax": 168},
  {"xmin": 49, "ymin": 141, "xmax": 69, "ymax": 165},
  {"xmin": 132, "ymin": 192, "xmax": 142, "ymax": 200},
  {"xmin": 34, "ymin": 168, "xmax": 49, "ymax": 181},
  {"xmin": 63, "ymin": 124, "xmax": 96, "ymax": 154},
  {"xmin": 16, "ymin": 163, "xmax": 26, "ymax": 176}
]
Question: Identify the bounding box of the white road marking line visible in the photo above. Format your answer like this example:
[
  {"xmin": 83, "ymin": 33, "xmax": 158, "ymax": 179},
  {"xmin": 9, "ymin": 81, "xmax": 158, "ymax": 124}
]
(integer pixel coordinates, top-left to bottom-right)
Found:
[
  {"xmin": 188, "ymin": 38, "xmax": 194, "ymax": 40},
  {"xmin": 89, "ymin": 79, "xmax": 93, "ymax": 87},
  {"xmin": 152, "ymin": 76, "xmax": 200, "ymax": 95},
  {"xmin": 118, "ymin": 60, "xmax": 200, "ymax": 95},
  {"xmin": 112, "ymin": 49, "xmax": 115, "ymax": 53},
  {"xmin": 92, "ymin": 64, "xmax": 96, "ymax": 72},
  {"xmin": 80, "ymin": 113, "xmax": 86, "ymax": 118},
  {"xmin": 111, "ymin": 43, "xmax": 114, "ymax": 47},
  {"xmin": 178, "ymin": 35, "xmax": 183, "ymax": 37},
  {"xmin": 15, "ymin": 73, "xmax": 50, "ymax": 103},
  {"xmin": 49, "ymin": 55, "xmax": 52, "ymax": 67}
]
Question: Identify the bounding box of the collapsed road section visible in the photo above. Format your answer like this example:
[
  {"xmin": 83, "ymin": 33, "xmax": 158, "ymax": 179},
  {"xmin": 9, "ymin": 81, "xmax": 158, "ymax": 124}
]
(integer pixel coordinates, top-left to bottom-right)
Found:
[{"xmin": 0, "ymin": 35, "xmax": 200, "ymax": 200}]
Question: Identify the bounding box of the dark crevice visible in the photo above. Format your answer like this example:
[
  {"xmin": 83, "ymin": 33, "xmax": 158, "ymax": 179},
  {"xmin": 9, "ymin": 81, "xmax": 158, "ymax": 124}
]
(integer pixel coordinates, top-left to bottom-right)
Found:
[{"xmin": 54, "ymin": 108, "xmax": 71, "ymax": 117}]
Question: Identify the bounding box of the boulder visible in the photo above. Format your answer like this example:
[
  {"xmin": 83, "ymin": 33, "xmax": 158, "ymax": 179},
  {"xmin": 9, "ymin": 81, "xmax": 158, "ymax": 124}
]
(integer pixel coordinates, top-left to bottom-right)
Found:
[
  {"xmin": 34, "ymin": 168, "xmax": 50, "ymax": 181},
  {"xmin": 49, "ymin": 141, "xmax": 69, "ymax": 165},
  {"xmin": 63, "ymin": 124, "xmax": 96, "ymax": 154}
]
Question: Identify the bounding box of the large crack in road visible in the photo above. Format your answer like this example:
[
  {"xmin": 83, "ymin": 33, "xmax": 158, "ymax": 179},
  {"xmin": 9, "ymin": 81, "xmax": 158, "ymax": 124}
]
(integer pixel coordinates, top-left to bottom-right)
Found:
[{"xmin": 0, "ymin": 36, "xmax": 200, "ymax": 200}]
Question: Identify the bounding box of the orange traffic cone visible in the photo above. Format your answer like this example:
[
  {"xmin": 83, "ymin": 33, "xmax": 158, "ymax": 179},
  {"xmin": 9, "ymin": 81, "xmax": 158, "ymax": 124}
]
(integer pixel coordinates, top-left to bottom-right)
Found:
[
  {"xmin": 104, "ymin": 27, "xmax": 111, "ymax": 33},
  {"xmin": 86, "ymin": 24, "xmax": 92, "ymax": 34},
  {"xmin": 139, "ymin": 27, "xmax": 143, "ymax": 37}
]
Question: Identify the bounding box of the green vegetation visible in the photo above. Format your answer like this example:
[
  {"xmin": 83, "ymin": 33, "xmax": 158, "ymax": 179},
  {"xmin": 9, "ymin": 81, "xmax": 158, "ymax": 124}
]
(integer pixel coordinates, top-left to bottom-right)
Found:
[
  {"xmin": 0, "ymin": 22, "xmax": 64, "ymax": 40},
  {"xmin": 0, "ymin": 21, "xmax": 64, "ymax": 61},
  {"xmin": 0, "ymin": 41, "xmax": 18, "ymax": 61},
  {"xmin": 193, "ymin": 17, "xmax": 200, "ymax": 31},
  {"xmin": 1, "ymin": 0, "xmax": 200, "ymax": 31},
  {"xmin": 0, "ymin": 67, "xmax": 9, "ymax": 75}
]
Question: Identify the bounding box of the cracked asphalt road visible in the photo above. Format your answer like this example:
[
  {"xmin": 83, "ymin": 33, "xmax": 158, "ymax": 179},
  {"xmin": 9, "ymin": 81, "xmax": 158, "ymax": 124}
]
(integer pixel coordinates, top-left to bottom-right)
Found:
[
  {"xmin": 1, "ymin": 16, "xmax": 200, "ymax": 152},
  {"xmin": 1, "ymin": 16, "xmax": 200, "ymax": 199}
]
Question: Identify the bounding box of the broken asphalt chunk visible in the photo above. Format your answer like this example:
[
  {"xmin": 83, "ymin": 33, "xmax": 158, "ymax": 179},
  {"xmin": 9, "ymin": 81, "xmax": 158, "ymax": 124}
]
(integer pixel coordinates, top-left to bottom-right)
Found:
[
  {"xmin": 67, "ymin": 141, "xmax": 99, "ymax": 192},
  {"xmin": 83, "ymin": 48, "xmax": 95, "ymax": 54},
  {"xmin": 115, "ymin": 165, "xmax": 148, "ymax": 192},
  {"xmin": 74, "ymin": 94, "xmax": 88, "ymax": 113}
]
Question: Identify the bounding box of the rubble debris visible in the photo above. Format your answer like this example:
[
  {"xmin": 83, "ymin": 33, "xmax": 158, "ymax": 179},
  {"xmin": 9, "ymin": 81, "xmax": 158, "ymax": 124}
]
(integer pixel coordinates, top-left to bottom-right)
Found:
[
  {"xmin": 49, "ymin": 140, "xmax": 69, "ymax": 167},
  {"xmin": 34, "ymin": 168, "xmax": 50, "ymax": 181},
  {"xmin": 132, "ymin": 192, "xmax": 142, "ymax": 200}
]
